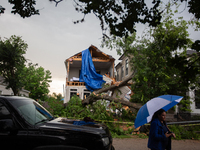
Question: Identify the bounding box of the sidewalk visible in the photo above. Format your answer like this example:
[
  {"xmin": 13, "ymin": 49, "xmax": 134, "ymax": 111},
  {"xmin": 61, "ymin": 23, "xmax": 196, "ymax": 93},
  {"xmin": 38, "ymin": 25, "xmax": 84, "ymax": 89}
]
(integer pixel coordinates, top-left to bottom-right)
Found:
[{"xmin": 113, "ymin": 138, "xmax": 200, "ymax": 150}]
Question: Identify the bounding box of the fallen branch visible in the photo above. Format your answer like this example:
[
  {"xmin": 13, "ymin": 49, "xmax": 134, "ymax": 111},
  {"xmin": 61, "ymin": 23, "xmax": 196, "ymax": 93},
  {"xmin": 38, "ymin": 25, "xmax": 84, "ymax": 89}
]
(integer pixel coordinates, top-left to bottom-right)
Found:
[
  {"xmin": 92, "ymin": 73, "xmax": 134, "ymax": 95},
  {"xmin": 81, "ymin": 73, "xmax": 141, "ymax": 109},
  {"xmin": 82, "ymin": 94, "xmax": 142, "ymax": 110}
]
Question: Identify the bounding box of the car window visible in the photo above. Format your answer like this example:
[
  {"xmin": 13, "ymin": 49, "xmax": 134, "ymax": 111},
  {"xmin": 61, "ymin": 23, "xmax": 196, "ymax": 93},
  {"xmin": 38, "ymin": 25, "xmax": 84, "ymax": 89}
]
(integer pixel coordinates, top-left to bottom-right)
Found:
[
  {"xmin": 0, "ymin": 103, "xmax": 10, "ymax": 117},
  {"xmin": 9, "ymin": 100, "xmax": 53, "ymax": 125}
]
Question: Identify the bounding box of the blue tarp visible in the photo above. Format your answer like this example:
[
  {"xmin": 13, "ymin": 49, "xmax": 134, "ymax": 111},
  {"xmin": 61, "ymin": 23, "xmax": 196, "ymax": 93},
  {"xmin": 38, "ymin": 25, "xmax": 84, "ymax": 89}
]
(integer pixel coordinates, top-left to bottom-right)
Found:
[
  {"xmin": 73, "ymin": 121, "xmax": 95, "ymax": 126},
  {"xmin": 79, "ymin": 48, "xmax": 105, "ymax": 91}
]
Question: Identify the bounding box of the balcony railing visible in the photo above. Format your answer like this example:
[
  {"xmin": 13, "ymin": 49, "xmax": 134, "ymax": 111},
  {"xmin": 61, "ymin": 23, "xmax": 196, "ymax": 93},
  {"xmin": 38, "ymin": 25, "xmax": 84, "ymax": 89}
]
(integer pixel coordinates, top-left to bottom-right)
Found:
[{"xmin": 66, "ymin": 81, "xmax": 85, "ymax": 86}]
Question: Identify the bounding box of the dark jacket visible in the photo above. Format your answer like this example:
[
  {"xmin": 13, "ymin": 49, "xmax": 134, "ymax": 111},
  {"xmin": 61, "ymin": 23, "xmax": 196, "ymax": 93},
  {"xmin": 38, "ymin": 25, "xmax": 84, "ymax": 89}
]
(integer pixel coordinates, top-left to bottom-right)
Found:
[{"xmin": 148, "ymin": 118, "xmax": 171, "ymax": 150}]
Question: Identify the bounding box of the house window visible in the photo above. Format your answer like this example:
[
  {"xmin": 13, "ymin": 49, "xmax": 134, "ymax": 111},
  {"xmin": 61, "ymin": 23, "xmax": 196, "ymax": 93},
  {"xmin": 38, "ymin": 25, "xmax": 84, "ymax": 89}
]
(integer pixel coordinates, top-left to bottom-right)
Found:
[
  {"xmin": 116, "ymin": 70, "xmax": 119, "ymax": 81},
  {"xmin": 70, "ymin": 89, "xmax": 77, "ymax": 98},
  {"xmin": 83, "ymin": 89, "xmax": 90, "ymax": 99},
  {"xmin": 121, "ymin": 66, "xmax": 124, "ymax": 79},
  {"xmin": 195, "ymin": 89, "xmax": 200, "ymax": 109},
  {"xmin": 125, "ymin": 59, "xmax": 128, "ymax": 76}
]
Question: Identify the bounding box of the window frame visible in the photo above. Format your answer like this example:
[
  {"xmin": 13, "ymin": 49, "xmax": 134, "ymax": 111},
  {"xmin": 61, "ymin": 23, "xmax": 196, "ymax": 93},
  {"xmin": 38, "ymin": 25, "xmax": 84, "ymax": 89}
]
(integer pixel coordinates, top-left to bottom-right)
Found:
[
  {"xmin": 195, "ymin": 89, "xmax": 200, "ymax": 109},
  {"xmin": 125, "ymin": 59, "xmax": 129, "ymax": 76},
  {"xmin": 70, "ymin": 88, "xmax": 78, "ymax": 98},
  {"xmin": 121, "ymin": 66, "xmax": 124, "ymax": 79}
]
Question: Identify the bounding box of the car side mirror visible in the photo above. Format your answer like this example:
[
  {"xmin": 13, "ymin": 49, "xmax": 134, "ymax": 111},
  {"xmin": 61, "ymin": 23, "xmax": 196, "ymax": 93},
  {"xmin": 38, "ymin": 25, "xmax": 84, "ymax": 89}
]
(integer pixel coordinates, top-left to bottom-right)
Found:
[{"xmin": 0, "ymin": 119, "xmax": 15, "ymax": 131}]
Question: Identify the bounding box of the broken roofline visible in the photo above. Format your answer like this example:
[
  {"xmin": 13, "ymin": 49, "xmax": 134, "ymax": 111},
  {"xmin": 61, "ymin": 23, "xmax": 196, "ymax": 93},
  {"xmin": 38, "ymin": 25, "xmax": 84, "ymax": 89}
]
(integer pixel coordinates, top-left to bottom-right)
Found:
[
  {"xmin": 65, "ymin": 45, "xmax": 116, "ymax": 85},
  {"xmin": 65, "ymin": 45, "xmax": 115, "ymax": 62}
]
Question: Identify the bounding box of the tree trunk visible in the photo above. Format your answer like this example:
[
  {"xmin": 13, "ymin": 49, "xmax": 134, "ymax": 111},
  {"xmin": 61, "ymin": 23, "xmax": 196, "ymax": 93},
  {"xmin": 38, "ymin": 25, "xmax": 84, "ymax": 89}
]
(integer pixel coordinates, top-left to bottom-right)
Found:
[
  {"xmin": 82, "ymin": 73, "xmax": 142, "ymax": 110},
  {"xmin": 82, "ymin": 94, "xmax": 142, "ymax": 110}
]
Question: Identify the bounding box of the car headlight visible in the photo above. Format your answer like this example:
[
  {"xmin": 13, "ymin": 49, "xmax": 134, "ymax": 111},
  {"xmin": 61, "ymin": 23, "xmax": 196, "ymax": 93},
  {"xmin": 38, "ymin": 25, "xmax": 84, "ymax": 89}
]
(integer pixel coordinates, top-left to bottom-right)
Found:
[{"xmin": 102, "ymin": 137, "xmax": 110, "ymax": 146}]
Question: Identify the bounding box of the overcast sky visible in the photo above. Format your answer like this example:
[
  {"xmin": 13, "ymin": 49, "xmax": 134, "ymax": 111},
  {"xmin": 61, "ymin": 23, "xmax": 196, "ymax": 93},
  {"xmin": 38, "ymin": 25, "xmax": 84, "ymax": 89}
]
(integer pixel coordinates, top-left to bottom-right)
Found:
[
  {"xmin": 0, "ymin": 0, "xmax": 121, "ymax": 95},
  {"xmin": 0, "ymin": 0, "xmax": 199, "ymax": 96}
]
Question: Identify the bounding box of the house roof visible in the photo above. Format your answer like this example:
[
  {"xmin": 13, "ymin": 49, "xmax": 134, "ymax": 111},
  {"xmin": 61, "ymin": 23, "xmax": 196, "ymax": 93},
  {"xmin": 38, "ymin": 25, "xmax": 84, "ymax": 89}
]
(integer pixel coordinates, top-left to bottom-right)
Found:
[
  {"xmin": 118, "ymin": 53, "xmax": 125, "ymax": 60},
  {"xmin": 64, "ymin": 45, "xmax": 116, "ymax": 71},
  {"xmin": 187, "ymin": 50, "xmax": 197, "ymax": 55},
  {"xmin": 66, "ymin": 45, "xmax": 115, "ymax": 62},
  {"xmin": 115, "ymin": 62, "xmax": 122, "ymax": 69}
]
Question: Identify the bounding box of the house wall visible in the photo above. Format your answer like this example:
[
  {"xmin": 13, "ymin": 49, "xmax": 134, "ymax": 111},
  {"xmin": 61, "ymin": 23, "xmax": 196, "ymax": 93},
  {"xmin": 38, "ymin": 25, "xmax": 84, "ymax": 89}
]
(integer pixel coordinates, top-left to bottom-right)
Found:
[
  {"xmin": 188, "ymin": 89, "xmax": 200, "ymax": 114},
  {"xmin": 112, "ymin": 86, "xmax": 131, "ymax": 101},
  {"xmin": 0, "ymin": 85, "xmax": 29, "ymax": 97},
  {"xmin": 68, "ymin": 67, "xmax": 111, "ymax": 81},
  {"xmin": 65, "ymin": 67, "xmax": 112, "ymax": 103},
  {"xmin": 65, "ymin": 47, "xmax": 115, "ymax": 103},
  {"xmin": 115, "ymin": 63, "xmax": 122, "ymax": 81},
  {"xmin": 20, "ymin": 90, "xmax": 30, "ymax": 97},
  {"xmin": 121, "ymin": 56, "xmax": 132, "ymax": 80},
  {"xmin": 115, "ymin": 56, "xmax": 132, "ymax": 81},
  {"xmin": 68, "ymin": 67, "xmax": 81, "ymax": 81},
  {"xmin": 64, "ymin": 86, "xmax": 90, "ymax": 103},
  {"xmin": 0, "ymin": 85, "xmax": 13, "ymax": 95}
]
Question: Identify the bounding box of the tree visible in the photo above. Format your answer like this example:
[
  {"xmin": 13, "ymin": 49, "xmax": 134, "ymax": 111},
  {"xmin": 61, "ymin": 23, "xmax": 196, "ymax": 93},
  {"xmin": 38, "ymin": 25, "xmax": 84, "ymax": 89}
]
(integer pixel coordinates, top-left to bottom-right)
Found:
[
  {"xmin": 102, "ymin": 4, "xmax": 200, "ymax": 111},
  {"xmin": 82, "ymin": 72, "xmax": 142, "ymax": 110},
  {"xmin": 40, "ymin": 92, "xmax": 64, "ymax": 116},
  {"xmin": 21, "ymin": 63, "xmax": 52, "ymax": 100},
  {"xmin": 0, "ymin": 35, "xmax": 27, "ymax": 95},
  {"xmin": 0, "ymin": 0, "xmax": 199, "ymax": 38},
  {"xmin": 51, "ymin": 92, "xmax": 63, "ymax": 101}
]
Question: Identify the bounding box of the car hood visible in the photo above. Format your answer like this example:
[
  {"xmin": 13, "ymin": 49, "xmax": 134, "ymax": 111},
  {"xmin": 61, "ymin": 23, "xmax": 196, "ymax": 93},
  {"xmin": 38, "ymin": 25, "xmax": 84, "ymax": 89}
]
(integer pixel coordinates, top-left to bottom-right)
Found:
[{"xmin": 38, "ymin": 117, "xmax": 108, "ymax": 136}]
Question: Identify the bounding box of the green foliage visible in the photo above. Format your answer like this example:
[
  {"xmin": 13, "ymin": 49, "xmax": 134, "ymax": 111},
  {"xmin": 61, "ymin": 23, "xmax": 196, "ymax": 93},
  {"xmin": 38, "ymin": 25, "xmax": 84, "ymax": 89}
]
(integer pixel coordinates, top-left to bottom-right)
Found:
[
  {"xmin": 21, "ymin": 62, "xmax": 52, "ymax": 101},
  {"xmin": 63, "ymin": 95, "xmax": 87, "ymax": 118},
  {"xmin": 42, "ymin": 94, "xmax": 136, "ymax": 136},
  {"xmin": 103, "ymin": 3, "xmax": 200, "ymax": 111},
  {"xmin": 0, "ymin": 35, "xmax": 52, "ymax": 98},
  {"xmin": 3, "ymin": 1, "xmax": 199, "ymax": 38},
  {"xmin": 129, "ymin": 6, "xmax": 194, "ymax": 104},
  {"xmin": 138, "ymin": 133, "xmax": 149, "ymax": 139},
  {"xmin": 121, "ymin": 108, "xmax": 136, "ymax": 121},
  {"xmin": 169, "ymin": 125, "xmax": 200, "ymax": 140},
  {"xmin": 0, "ymin": 35, "xmax": 27, "ymax": 95},
  {"xmin": 39, "ymin": 93, "xmax": 64, "ymax": 116},
  {"xmin": 112, "ymin": 125, "xmax": 124, "ymax": 135},
  {"xmin": 179, "ymin": 98, "xmax": 192, "ymax": 112},
  {"xmin": 8, "ymin": 0, "xmax": 39, "ymax": 18},
  {"xmin": 42, "ymin": 95, "xmax": 200, "ymax": 140}
]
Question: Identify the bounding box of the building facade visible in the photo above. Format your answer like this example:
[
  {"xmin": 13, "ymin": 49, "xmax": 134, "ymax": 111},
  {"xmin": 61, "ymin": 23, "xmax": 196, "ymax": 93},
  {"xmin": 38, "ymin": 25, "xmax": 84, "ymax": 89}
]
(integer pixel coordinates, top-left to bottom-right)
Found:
[
  {"xmin": 64, "ymin": 45, "xmax": 115, "ymax": 103},
  {"xmin": 0, "ymin": 75, "xmax": 30, "ymax": 97}
]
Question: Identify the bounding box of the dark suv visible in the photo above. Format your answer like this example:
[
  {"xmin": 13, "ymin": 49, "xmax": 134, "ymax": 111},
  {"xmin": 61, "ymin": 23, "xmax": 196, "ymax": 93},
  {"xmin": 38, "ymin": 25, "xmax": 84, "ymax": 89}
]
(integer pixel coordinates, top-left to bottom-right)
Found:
[{"xmin": 0, "ymin": 96, "xmax": 114, "ymax": 150}]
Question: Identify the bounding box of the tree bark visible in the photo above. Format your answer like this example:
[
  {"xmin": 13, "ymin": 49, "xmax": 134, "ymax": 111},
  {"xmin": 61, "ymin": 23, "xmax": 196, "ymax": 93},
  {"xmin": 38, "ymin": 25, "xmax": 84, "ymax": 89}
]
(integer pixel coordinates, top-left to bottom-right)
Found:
[
  {"xmin": 91, "ymin": 73, "xmax": 134, "ymax": 95},
  {"xmin": 82, "ymin": 73, "xmax": 142, "ymax": 110},
  {"xmin": 82, "ymin": 94, "xmax": 142, "ymax": 110}
]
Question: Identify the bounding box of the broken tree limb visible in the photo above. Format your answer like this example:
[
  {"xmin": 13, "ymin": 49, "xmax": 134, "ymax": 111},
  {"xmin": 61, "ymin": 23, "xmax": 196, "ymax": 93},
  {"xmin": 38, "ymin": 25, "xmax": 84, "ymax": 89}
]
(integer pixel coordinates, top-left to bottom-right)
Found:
[
  {"xmin": 82, "ymin": 94, "xmax": 142, "ymax": 110},
  {"xmin": 81, "ymin": 73, "xmax": 141, "ymax": 110},
  {"xmin": 93, "ymin": 73, "xmax": 134, "ymax": 95}
]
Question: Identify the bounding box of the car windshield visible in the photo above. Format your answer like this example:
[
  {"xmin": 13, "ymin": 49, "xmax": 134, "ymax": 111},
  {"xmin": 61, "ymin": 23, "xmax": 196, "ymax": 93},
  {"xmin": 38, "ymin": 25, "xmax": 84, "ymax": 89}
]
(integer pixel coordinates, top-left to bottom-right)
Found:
[{"xmin": 9, "ymin": 99, "xmax": 54, "ymax": 125}]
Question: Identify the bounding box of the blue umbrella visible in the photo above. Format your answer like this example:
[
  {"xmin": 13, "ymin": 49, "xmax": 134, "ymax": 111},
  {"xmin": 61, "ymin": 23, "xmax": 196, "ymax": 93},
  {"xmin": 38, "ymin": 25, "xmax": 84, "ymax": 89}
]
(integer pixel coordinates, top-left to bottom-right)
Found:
[{"xmin": 134, "ymin": 95, "xmax": 183, "ymax": 128}]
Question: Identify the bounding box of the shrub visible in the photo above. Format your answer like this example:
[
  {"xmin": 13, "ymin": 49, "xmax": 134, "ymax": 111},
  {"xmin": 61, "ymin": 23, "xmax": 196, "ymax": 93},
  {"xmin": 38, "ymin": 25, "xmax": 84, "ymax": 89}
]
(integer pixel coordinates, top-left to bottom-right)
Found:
[{"xmin": 168, "ymin": 125, "xmax": 200, "ymax": 140}]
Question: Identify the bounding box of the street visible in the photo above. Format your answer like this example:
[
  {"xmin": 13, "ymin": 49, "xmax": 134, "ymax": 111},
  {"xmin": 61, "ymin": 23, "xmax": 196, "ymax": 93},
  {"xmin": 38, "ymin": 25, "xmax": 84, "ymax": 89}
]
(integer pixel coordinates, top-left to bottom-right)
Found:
[{"xmin": 113, "ymin": 137, "xmax": 200, "ymax": 150}]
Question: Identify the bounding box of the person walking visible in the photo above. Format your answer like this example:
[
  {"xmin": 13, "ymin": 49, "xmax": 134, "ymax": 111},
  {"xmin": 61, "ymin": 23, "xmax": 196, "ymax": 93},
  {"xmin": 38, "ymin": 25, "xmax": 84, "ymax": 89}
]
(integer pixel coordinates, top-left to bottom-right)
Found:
[{"xmin": 148, "ymin": 109, "xmax": 176, "ymax": 150}]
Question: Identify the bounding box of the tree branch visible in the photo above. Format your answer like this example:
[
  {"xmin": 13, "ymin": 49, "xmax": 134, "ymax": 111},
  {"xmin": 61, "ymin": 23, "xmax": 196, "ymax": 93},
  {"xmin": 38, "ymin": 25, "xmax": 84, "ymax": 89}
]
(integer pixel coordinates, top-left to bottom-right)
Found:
[
  {"xmin": 81, "ymin": 73, "xmax": 141, "ymax": 110},
  {"xmin": 82, "ymin": 94, "xmax": 141, "ymax": 110},
  {"xmin": 49, "ymin": 0, "xmax": 63, "ymax": 7},
  {"xmin": 93, "ymin": 73, "xmax": 134, "ymax": 95}
]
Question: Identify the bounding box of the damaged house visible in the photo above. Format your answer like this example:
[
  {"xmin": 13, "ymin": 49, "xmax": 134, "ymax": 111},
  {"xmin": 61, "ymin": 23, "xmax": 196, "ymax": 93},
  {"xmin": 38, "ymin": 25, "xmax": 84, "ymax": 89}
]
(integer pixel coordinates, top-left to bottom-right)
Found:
[
  {"xmin": 64, "ymin": 45, "xmax": 115, "ymax": 103},
  {"xmin": 114, "ymin": 53, "xmax": 133, "ymax": 101}
]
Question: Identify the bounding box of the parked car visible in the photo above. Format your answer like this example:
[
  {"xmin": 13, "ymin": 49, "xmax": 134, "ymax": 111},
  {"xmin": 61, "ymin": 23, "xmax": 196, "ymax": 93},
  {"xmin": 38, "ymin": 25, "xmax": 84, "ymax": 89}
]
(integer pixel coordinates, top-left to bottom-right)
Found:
[{"xmin": 0, "ymin": 96, "xmax": 115, "ymax": 150}]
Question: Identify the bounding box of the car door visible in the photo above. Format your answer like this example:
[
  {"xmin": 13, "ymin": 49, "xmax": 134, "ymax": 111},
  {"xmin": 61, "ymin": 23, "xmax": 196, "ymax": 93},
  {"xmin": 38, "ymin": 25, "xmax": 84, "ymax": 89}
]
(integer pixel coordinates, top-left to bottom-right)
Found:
[{"xmin": 0, "ymin": 101, "xmax": 29, "ymax": 150}]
